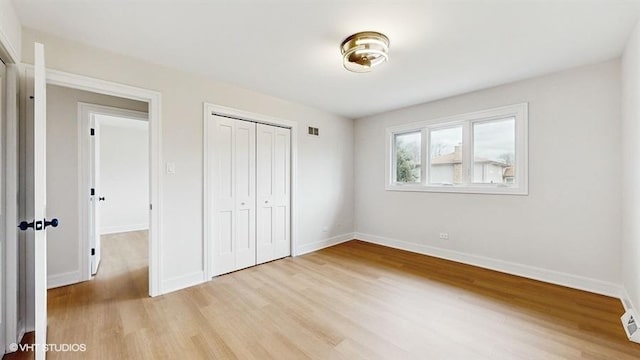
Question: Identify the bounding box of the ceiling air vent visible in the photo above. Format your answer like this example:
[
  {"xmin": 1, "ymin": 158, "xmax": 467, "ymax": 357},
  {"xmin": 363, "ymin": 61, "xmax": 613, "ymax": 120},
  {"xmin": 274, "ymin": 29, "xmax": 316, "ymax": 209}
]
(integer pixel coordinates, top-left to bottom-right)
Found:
[
  {"xmin": 621, "ymin": 309, "xmax": 640, "ymax": 343},
  {"xmin": 308, "ymin": 126, "xmax": 319, "ymax": 136}
]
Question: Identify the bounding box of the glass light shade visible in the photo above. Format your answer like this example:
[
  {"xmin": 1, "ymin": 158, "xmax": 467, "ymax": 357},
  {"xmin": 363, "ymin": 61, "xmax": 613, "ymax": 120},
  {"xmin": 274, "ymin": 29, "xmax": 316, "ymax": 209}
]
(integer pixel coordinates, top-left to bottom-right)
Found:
[{"xmin": 340, "ymin": 31, "xmax": 389, "ymax": 73}]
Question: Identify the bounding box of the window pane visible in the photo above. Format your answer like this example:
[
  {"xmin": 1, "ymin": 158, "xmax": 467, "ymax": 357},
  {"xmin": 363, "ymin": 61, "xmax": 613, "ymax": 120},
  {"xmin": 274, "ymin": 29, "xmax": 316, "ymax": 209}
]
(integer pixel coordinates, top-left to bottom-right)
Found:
[
  {"xmin": 473, "ymin": 118, "xmax": 515, "ymax": 184},
  {"xmin": 429, "ymin": 126, "xmax": 463, "ymax": 184},
  {"xmin": 394, "ymin": 132, "xmax": 421, "ymax": 183}
]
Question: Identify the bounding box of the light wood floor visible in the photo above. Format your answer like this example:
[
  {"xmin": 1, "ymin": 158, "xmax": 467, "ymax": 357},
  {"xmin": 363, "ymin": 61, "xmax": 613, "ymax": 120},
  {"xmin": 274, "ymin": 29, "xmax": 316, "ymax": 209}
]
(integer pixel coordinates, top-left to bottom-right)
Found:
[{"xmin": 5, "ymin": 231, "xmax": 640, "ymax": 359}]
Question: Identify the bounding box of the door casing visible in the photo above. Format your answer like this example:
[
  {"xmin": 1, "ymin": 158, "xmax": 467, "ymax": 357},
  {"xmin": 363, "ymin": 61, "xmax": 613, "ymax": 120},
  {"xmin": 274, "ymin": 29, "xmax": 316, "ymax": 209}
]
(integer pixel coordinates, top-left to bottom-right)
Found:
[{"xmin": 21, "ymin": 66, "xmax": 163, "ymax": 300}]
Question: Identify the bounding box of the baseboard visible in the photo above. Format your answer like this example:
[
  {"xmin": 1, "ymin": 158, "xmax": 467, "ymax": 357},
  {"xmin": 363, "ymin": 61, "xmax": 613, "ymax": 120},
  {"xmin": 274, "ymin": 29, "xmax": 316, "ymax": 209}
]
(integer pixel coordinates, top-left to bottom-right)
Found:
[
  {"xmin": 9, "ymin": 320, "xmax": 26, "ymax": 354},
  {"xmin": 161, "ymin": 271, "xmax": 205, "ymax": 295},
  {"xmin": 101, "ymin": 223, "xmax": 149, "ymax": 235},
  {"xmin": 47, "ymin": 270, "xmax": 83, "ymax": 289},
  {"xmin": 355, "ymin": 232, "xmax": 623, "ymax": 298},
  {"xmin": 295, "ymin": 232, "xmax": 355, "ymax": 256},
  {"xmin": 620, "ymin": 287, "xmax": 636, "ymax": 312}
]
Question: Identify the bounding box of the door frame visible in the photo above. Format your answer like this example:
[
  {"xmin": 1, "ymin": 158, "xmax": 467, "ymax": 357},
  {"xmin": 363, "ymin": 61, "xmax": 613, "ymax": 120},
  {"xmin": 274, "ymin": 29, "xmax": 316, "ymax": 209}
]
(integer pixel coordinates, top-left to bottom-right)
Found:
[
  {"xmin": 1, "ymin": 31, "xmax": 20, "ymax": 353},
  {"xmin": 45, "ymin": 68, "xmax": 163, "ymax": 297},
  {"xmin": 3, "ymin": 63, "xmax": 18, "ymax": 353},
  {"xmin": 203, "ymin": 103, "xmax": 298, "ymax": 279},
  {"xmin": 78, "ymin": 103, "xmax": 149, "ymax": 281}
]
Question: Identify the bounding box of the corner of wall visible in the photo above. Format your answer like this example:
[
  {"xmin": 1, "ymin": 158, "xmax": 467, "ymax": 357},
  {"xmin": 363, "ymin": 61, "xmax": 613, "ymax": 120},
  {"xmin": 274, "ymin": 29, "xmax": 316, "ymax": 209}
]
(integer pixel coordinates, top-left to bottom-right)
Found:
[
  {"xmin": 621, "ymin": 18, "xmax": 640, "ymax": 318},
  {"xmin": 295, "ymin": 232, "xmax": 355, "ymax": 256},
  {"xmin": 0, "ymin": 0, "xmax": 22, "ymax": 63}
]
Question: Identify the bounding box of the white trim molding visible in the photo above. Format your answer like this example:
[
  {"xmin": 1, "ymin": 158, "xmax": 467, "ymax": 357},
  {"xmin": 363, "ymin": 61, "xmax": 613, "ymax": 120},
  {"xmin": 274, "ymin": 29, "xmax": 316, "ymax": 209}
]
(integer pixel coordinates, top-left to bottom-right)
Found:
[
  {"xmin": 47, "ymin": 270, "xmax": 82, "ymax": 290},
  {"xmin": 295, "ymin": 233, "xmax": 355, "ymax": 256},
  {"xmin": 35, "ymin": 67, "xmax": 164, "ymax": 297},
  {"xmin": 620, "ymin": 287, "xmax": 635, "ymax": 312},
  {"xmin": 0, "ymin": 29, "xmax": 19, "ymax": 64},
  {"xmin": 162, "ymin": 271, "xmax": 205, "ymax": 295},
  {"xmin": 355, "ymin": 232, "xmax": 623, "ymax": 298},
  {"xmin": 4, "ymin": 64, "xmax": 20, "ymax": 352},
  {"xmin": 100, "ymin": 224, "xmax": 149, "ymax": 235}
]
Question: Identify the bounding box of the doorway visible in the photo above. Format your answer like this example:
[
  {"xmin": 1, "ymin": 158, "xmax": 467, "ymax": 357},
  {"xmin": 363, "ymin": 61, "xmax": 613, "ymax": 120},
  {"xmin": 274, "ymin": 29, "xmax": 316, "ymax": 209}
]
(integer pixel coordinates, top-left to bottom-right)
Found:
[
  {"xmin": 43, "ymin": 69, "xmax": 162, "ymax": 296},
  {"xmin": 19, "ymin": 69, "xmax": 163, "ymax": 336},
  {"xmin": 78, "ymin": 103, "xmax": 148, "ymax": 278}
]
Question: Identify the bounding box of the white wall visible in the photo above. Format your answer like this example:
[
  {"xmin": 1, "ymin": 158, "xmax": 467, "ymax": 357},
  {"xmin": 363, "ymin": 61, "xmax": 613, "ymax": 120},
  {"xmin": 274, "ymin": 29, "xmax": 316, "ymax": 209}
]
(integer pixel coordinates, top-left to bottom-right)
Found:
[
  {"xmin": 46, "ymin": 85, "xmax": 147, "ymax": 287},
  {"xmin": 355, "ymin": 60, "xmax": 622, "ymax": 296},
  {"xmin": 0, "ymin": 0, "xmax": 21, "ymax": 62},
  {"xmin": 622, "ymin": 21, "xmax": 640, "ymax": 311},
  {"xmin": 22, "ymin": 28, "xmax": 354, "ymax": 292},
  {"xmin": 97, "ymin": 116, "xmax": 149, "ymax": 234}
]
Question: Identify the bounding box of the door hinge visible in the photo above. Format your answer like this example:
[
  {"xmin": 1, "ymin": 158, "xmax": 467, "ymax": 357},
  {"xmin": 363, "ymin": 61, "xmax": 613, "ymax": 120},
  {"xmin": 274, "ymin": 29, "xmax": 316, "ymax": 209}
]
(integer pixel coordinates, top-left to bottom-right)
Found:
[
  {"xmin": 149, "ymin": 204, "xmax": 152, "ymax": 210},
  {"xmin": 90, "ymin": 128, "xmax": 95, "ymax": 136},
  {"xmin": 91, "ymin": 248, "xmax": 95, "ymax": 256},
  {"xmin": 91, "ymin": 188, "xmax": 95, "ymax": 196}
]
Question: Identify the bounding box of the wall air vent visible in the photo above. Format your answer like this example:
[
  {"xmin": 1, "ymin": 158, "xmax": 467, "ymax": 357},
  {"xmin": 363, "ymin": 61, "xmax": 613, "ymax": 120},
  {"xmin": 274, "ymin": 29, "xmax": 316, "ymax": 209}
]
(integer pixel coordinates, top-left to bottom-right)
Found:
[
  {"xmin": 308, "ymin": 126, "xmax": 319, "ymax": 136},
  {"xmin": 621, "ymin": 309, "xmax": 640, "ymax": 343}
]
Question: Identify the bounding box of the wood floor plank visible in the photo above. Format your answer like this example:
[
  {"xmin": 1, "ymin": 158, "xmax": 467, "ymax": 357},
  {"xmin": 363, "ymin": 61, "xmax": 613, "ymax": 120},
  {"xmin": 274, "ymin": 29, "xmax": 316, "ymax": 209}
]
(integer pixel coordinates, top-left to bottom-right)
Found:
[{"xmin": 4, "ymin": 233, "xmax": 640, "ymax": 359}]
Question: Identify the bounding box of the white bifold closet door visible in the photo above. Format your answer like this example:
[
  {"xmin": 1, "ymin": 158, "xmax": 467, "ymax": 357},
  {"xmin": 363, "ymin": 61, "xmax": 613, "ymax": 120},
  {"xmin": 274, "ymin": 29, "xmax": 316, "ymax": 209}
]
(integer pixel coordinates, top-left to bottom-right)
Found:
[
  {"xmin": 256, "ymin": 124, "xmax": 291, "ymax": 264},
  {"xmin": 212, "ymin": 117, "xmax": 257, "ymax": 276},
  {"xmin": 211, "ymin": 116, "xmax": 291, "ymax": 276}
]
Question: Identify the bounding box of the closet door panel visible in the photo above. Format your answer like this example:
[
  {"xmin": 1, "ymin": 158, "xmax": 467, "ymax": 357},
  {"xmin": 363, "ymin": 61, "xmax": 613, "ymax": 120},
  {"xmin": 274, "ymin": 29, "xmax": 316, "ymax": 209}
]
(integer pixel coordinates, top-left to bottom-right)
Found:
[
  {"xmin": 256, "ymin": 125, "xmax": 274, "ymax": 263},
  {"xmin": 234, "ymin": 120, "xmax": 256, "ymax": 269},
  {"xmin": 257, "ymin": 124, "xmax": 291, "ymax": 264},
  {"xmin": 212, "ymin": 117, "xmax": 256, "ymax": 275},
  {"xmin": 273, "ymin": 129, "xmax": 291, "ymax": 259},
  {"xmin": 212, "ymin": 118, "xmax": 236, "ymax": 275}
]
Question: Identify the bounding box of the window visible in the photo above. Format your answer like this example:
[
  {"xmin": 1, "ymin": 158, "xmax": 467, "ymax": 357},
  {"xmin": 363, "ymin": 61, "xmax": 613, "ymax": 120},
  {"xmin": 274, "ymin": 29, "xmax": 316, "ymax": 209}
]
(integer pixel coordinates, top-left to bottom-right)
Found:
[
  {"xmin": 385, "ymin": 103, "xmax": 528, "ymax": 195},
  {"xmin": 472, "ymin": 118, "xmax": 515, "ymax": 185},
  {"xmin": 429, "ymin": 125, "xmax": 462, "ymax": 185},
  {"xmin": 393, "ymin": 131, "xmax": 421, "ymax": 183}
]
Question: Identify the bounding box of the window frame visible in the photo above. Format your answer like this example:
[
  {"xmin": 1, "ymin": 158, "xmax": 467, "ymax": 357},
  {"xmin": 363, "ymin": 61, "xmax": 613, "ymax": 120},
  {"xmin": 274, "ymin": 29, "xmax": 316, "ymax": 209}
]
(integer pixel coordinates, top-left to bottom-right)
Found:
[{"xmin": 385, "ymin": 103, "xmax": 528, "ymax": 195}]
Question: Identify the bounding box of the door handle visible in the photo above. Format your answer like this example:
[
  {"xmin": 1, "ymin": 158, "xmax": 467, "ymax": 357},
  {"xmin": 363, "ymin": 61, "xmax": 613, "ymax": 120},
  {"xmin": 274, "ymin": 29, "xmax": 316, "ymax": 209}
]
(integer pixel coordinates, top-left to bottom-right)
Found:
[
  {"xmin": 99, "ymin": 197, "xmax": 106, "ymax": 201},
  {"xmin": 18, "ymin": 218, "xmax": 58, "ymax": 231},
  {"xmin": 44, "ymin": 218, "xmax": 59, "ymax": 229},
  {"xmin": 18, "ymin": 220, "xmax": 35, "ymax": 231}
]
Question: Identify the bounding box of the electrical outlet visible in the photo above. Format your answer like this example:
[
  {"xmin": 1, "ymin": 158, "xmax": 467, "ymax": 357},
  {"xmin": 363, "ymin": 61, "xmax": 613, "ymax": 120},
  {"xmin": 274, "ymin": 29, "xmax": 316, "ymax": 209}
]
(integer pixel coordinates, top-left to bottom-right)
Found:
[
  {"xmin": 322, "ymin": 226, "xmax": 329, "ymax": 233},
  {"xmin": 439, "ymin": 232, "xmax": 449, "ymax": 240}
]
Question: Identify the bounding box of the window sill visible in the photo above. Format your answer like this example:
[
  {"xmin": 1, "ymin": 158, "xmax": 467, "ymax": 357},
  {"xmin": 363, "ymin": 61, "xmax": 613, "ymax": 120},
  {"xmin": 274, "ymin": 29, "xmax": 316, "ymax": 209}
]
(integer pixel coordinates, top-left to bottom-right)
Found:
[{"xmin": 385, "ymin": 183, "xmax": 528, "ymax": 195}]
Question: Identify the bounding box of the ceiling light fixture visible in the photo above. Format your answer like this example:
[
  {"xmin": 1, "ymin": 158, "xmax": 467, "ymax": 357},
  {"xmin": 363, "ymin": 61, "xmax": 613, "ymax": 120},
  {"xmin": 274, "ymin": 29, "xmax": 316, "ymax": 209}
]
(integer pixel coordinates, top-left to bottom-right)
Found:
[{"xmin": 341, "ymin": 31, "xmax": 390, "ymax": 73}]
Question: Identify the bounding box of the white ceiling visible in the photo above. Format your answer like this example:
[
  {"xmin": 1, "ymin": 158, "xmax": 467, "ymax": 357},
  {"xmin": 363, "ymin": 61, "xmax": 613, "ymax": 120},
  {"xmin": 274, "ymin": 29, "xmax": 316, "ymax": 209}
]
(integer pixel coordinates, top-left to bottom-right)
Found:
[{"xmin": 12, "ymin": 0, "xmax": 640, "ymax": 119}]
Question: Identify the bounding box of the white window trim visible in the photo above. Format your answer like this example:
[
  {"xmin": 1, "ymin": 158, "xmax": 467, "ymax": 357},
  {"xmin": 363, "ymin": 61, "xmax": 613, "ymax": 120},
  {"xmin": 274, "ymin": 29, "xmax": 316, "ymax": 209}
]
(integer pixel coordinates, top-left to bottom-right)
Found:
[{"xmin": 385, "ymin": 103, "xmax": 528, "ymax": 195}]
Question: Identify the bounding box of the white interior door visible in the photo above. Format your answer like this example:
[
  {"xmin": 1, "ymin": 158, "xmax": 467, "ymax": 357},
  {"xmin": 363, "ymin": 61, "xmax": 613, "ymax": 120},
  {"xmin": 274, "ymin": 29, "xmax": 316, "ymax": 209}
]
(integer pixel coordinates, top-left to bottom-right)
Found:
[
  {"xmin": 256, "ymin": 124, "xmax": 291, "ymax": 264},
  {"xmin": 90, "ymin": 116, "xmax": 102, "ymax": 275},
  {"xmin": 211, "ymin": 116, "xmax": 256, "ymax": 276},
  {"xmin": 33, "ymin": 42, "xmax": 50, "ymax": 360}
]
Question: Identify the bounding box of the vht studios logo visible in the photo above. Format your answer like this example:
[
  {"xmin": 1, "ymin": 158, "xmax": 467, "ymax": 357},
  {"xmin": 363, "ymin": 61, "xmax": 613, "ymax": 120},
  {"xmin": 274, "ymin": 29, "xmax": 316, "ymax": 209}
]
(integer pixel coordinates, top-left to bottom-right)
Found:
[{"xmin": 9, "ymin": 343, "xmax": 87, "ymax": 352}]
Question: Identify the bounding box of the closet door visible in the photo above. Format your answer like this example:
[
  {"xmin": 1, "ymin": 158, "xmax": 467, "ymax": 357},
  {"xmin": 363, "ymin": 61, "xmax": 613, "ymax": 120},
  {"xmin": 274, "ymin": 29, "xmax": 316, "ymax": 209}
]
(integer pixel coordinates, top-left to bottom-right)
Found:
[
  {"xmin": 256, "ymin": 124, "xmax": 291, "ymax": 264},
  {"xmin": 212, "ymin": 116, "xmax": 256, "ymax": 276}
]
